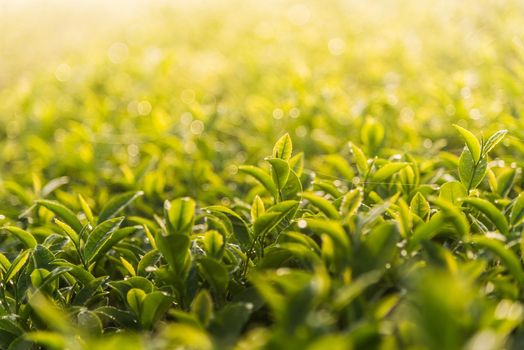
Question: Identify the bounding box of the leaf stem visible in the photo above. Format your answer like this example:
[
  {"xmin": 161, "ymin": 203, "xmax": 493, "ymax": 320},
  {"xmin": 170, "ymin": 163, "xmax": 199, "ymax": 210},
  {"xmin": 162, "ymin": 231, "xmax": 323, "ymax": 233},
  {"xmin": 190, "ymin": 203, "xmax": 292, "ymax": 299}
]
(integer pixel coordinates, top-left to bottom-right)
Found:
[{"xmin": 467, "ymin": 160, "xmax": 479, "ymax": 193}]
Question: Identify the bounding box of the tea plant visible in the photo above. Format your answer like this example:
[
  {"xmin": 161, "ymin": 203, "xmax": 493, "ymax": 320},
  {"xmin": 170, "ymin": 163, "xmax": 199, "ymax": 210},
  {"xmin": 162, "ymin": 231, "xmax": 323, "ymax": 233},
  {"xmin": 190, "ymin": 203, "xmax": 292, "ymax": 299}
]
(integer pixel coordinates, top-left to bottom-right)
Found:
[
  {"xmin": 3, "ymin": 1, "xmax": 524, "ymax": 349},
  {"xmin": 1, "ymin": 126, "xmax": 524, "ymax": 349}
]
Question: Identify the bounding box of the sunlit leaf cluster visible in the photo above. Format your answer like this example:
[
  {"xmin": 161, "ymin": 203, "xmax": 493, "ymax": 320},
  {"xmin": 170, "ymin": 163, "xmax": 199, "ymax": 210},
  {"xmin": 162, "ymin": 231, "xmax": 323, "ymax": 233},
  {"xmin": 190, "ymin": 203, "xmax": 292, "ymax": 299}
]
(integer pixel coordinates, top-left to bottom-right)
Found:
[{"xmin": 2, "ymin": 1, "xmax": 524, "ymax": 349}]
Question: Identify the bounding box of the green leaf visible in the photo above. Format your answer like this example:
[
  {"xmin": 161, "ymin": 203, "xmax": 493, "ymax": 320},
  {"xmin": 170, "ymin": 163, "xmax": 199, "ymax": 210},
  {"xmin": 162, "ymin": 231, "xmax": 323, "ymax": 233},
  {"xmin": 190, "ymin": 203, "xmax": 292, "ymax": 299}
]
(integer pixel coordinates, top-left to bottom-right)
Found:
[
  {"xmin": 120, "ymin": 257, "xmax": 136, "ymax": 276},
  {"xmin": 397, "ymin": 198, "xmax": 411, "ymax": 238},
  {"xmin": 253, "ymin": 212, "xmax": 282, "ymax": 238},
  {"xmin": 313, "ymin": 180, "xmax": 342, "ymax": 199},
  {"xmin": 78, "ymin": 194, "xmax": 94, "ymax": 225},
  {"xmin": 0, "ymin": 316, "xmax": 24, "ymax": 337},
  {"xmin": 203, "ymin": 230, "xmax": 224, "ymax": 259},
  {"xmin": 97, "ymin": 191, "xmax": 143, "ymax": 224},
  {"xmin": 41, "ymin": 176, "xmax": 69, "ymax": 198},
  {"xmin": 32, "ymin": 244, "xmax": 55, "ymax": 270},
  {"xmin": 281, "ymin": 170, "xmax": 302, "ymax": 200},
  {"xmin": 410, "ymin": 192, "xmax": 430, "ymax": 220},
  {"xmin": 470, "ymin": 236, "xmax": 524, "ymax": 284},
  {"xmin": 482, "ymin": 129, "xmax": 508, "ymax": 156},
  {"xmin": 3, "ymin": 226, "xmax": 37, "ymax": 248},
  {"xmin": 458, "ymin": 149, "xmax": 487, "ymax": 191},
  {"xmin": 453, "ymin": 124, "xmax": 481, "ymax": 162},
  {"xmin": 289, "ymin": 152, "xmax": 304, "ymax": 176},
  {"xmin": 301, "ymin": 192, "xmax": 340, "ymax": 219},
  {"xmin": 204, "ymin": 205, "xmax": 251, "ymax": 248},
  {"xmin": 197, "ymin": 257, "xmax": 229, "ymax": 295},
  {"xmin": 28, "ymin": 293, "xmax": 71, "ymax": 333},
  {"xmin": 94, "ymin": 226, "xmax": 140, "ymax": 262},
  {"xmin": 238, "ymin": 165, "xmax": 277, "ymax": 197},
  {"xmin": 409, "ymin": 212, "xmax": 446, "ymax": 249},
  {"xmin": 53, "ymin": 219, "xmax": 79, "ymax": 245},
  {"xmin": 137, "ymin": 249, "xmax": 162, "ymax": 276},
  {"xmin": 143, "ymin": 224, "xmax": 157, "ymax": 249},
  {"xmin": 34, "ymin": 267, "xmax": 71, "ymax": 294},
  {"xmin": 350, "ymin": 143, "xmax": 368, "ymax": 174},
  {"xmin": 30, "ymin": 268, "xmax": 50, "ymax": 289},
  {"xmin": 333, "ymin": 270, "xmax": 382, "ymax": 310},
  {"xmin": 0, "ymin": 253, "xmax": 11, "ymax": 273},
  {"xmin": 354, "ymin": 222, "xmax": 399, "ymax": 275},
  {"xmin": 25, "ymin": 331, "xmax": 66, "ymax": 350},
  {"xmin": 51, "ymin": 260, "xmax": 95, "ymax": 285},
  {"xmin": 155, "ymin": 233, "xmax": 191, "ymax": 276},
  {"xmin": 430, "ymin": 197, "xmax": 470, "ymax": 238},
  {"xmin": 111, "ymin": 276, "xmax": 154, "ymax": 296},
  {"xmin": 140, "ymin": 292, "xmax": 172, "ymax": 329},
  {"xmin": 191, "ymin": 290, "xmax": 213, "ymax": 327},
  {"xmin": 496, "ymin": 168, "xmax": 517, "ymax": 197},
  {"xmin": 267, "ymin": 200, "xmax": 299, "ymax": 221},
  {"xmin": 94, "ymin": 306, "xmax": 137, "ymax": 328},
  {"xmin": 462, "ymin": 197, "xmax": 509, "ymax": 235},
  {"xmin": 361, "ymin": 118, "xmax": 385, "ymax": 153},
  {"xmin": 510, "ymin": 192, "xmax": 524, "ymax": 226},
  {"xmin": 77, "ymin": 310, "xmax": 103, "ymax": 335},
  {"xmin": 127, "ymin": 288, "xmax": 146, "ymax": 315},
  {"xmin": 4, "ymin": 249, "xmax": 31, "ymax": 284},
  {"xmin": 340, "ymin": 189, "xmax": 362, "ymax": 218},
  {"xmin": 84, "ymin": 217, "xmax": 124, "ymax": 263},
  {"xmin": 208, "ymin": 302, "xmax": 253, "ymax": 343},
  {"xmin": 279, "ymin": 232, "xmax": 320, "ymax": 254},
  {"xmin": 324, "ymin": 154, "xmax": 355, "ymax": 180},
  {"xmin": 304, "ymin": 219, "xmax": 350, "ymax": 252},
  {"xmin": 251, "ymin": 195, "xmax": 265, "ymax": 221},
  {"xmin": 164, "ymin": 197, "xmax": 195, "ymax": 236},
  {"xmin": 36, "ymin": 199, "xmax": 83, "ymax": 233},
  {"xmin": 159, "ymin": 323, "xmax": 212, "ymax": 349},
  {"xmin": 267, "ymin": 158, "xmax": 290, "ymax": 200},
  {"xmin": 272, "ymin": 133, "xmax": 293, "ymax": 160},
  {"xmin": 372, "ymin": 162, "xmax": 408, "ymax": 182},
  {"xmin": 439, "ymin": 181, "xmax": 467, "ymax": 205},
  {"xmin": 73, "ymin": 276, "xmax": 109, "ymax": 306}
]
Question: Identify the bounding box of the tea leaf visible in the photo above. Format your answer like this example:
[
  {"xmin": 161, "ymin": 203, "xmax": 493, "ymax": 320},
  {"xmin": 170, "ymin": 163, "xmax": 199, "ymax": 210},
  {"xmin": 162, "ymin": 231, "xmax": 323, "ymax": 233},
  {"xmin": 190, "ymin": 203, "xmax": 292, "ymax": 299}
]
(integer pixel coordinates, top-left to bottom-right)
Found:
[
  {"xmin": 127, "ymin": 288, "xmax": 146, "ymax": 315},
  {"xmin": 36, "ymin": 199, "xmax": 83, "ymax": 233},
  {"xmin": 410, "ymin": 192, "xmax": 430, "ymax": 220},
  {"xmin": 140, "ymin": 292, "xmax": 172, "ymax": 329},
  {"xmin": 251, "ymin": 195, "xmax": 265, "ymax": 221},
  {"xmin": 267, "ymin": 158, "xmax": 291, "ymax": 201},
  {"xmin": 198, "ymin": 257, "xmax": 229, "ymax": 295},
  {"xmin": 164, "ymin": 197, "xmax": 195, "ymax": 236},
  {"xmin": 191, "ymin": 290, "xmax": 213, "ymax": 327},
  {"xmin": 78, "ymin": 194, "xmax": 94, "ymax": 225},
  {"xmin": 98, "ymin": 191, "xmax": 143, "ymax": 224},
  {"xmin": 458, "ymin": 149, "xmax": 487, "ymax": 191},
  {"xmin": 470, "ymin": 236, "xmax": 524, "ymax": 284},
  {"xmin": 350, "ymin": 143, "xmax": 369, "ymax": 174},
  {"xmin": 453, "ymin": 124, "xmax": 481, "ymax": 162},
  {"xmin": 272, "ymin": 133, "xmax": 293, "ymax": 161},
  {"xmin": 439, "ymin": 181, "xmax": 467, "ymax": 205},
  {"xmin": 482, "ymin": 129, "xmax": 508, "ymax": 156},
  {"xmin": 511, "ymin": 193, "xmax": 524, "ymax": 227},
  {"xmin": 301, "ymin": 192, "xmax": 340, "ymax": 219},
  {"xmin": 462, "ymin": 197, "xmax": 509, "ymax": 235},
  {"xmin": 84, "ymin": 217, "xmax": 125, "ymax": 263},
  {"xmin": 238, "ymin": 166, "xmax": 277, "ymax": 198},
  {"xmin": 372, "ymin": 162, "xmax": 408, "ymax": 182},
  {"xmin": 3, "ymin": 226, "xmax": 37, "ymax": 248},
  {"xmin": 4, "ymin": 249, "xmax": 31, "ymax": 284}
]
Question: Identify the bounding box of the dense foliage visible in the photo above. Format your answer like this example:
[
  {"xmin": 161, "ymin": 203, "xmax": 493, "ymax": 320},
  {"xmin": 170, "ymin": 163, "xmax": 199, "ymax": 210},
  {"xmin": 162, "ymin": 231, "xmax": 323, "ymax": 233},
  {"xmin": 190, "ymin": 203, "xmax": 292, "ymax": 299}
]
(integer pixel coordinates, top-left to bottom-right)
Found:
[{"xmin": 3, "ymin": 1, "xmax": 524, "ymax": 349}]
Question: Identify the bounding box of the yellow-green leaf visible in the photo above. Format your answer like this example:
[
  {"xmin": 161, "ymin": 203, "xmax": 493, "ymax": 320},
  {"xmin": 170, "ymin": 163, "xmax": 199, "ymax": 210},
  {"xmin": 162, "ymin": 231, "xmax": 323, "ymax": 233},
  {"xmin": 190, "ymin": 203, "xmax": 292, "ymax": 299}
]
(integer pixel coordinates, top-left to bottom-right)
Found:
[{"xmin": 453, "ymin": 124, "xmax": 481, "ymax": 162}]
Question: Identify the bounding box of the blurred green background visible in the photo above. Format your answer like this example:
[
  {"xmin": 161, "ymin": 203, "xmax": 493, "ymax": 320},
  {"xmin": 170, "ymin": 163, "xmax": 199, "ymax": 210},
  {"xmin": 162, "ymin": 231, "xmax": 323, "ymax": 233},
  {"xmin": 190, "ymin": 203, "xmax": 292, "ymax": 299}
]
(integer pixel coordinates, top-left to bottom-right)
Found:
[
  {"xmin": 2, "ymin": 0, "xmax": 524, "ymax": 209},
  {"xmin": 3, "ymin": 2, "xmax": 524, "ymax": 349}
]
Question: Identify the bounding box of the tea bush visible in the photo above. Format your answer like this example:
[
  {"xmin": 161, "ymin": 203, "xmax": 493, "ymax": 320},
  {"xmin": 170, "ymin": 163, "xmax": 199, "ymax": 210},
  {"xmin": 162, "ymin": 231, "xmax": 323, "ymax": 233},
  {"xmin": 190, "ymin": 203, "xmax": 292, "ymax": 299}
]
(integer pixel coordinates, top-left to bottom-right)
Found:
[{"xmin": 2, "ymin": 1, "xmax": 524, "ymax": 349}]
